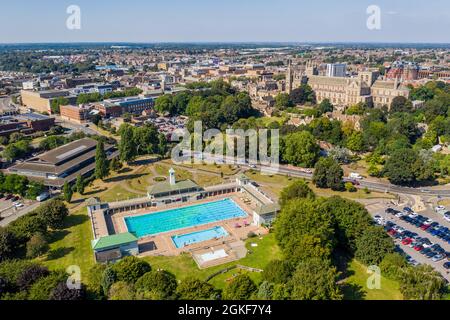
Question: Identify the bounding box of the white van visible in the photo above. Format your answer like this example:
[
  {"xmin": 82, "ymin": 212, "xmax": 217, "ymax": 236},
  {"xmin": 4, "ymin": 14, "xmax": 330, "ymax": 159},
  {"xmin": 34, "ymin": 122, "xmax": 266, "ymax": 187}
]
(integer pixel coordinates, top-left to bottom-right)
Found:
[
  {"xmin": 349, "ymin": 172, "xmax": 363, "ymax": 180},
  {"xmin": 36, "ymin": 192, "xmax": 50, "ymax": 202}
]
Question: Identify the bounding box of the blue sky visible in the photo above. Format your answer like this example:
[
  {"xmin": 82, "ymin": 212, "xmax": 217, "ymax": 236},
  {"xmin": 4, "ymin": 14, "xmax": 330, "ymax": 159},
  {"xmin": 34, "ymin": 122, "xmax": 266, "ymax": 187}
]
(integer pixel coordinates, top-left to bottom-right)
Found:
[{"xmin": 0, "ymin": 0, "xmax": 449, "ymax": 43}]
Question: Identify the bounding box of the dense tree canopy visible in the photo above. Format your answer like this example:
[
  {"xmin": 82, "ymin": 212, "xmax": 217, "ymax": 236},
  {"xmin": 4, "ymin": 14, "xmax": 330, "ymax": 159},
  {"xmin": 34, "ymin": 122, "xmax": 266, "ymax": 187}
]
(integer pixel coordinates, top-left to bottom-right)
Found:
[{"xmin": 282, "ymin": 131, "xmax": 320, "ymax": 167}]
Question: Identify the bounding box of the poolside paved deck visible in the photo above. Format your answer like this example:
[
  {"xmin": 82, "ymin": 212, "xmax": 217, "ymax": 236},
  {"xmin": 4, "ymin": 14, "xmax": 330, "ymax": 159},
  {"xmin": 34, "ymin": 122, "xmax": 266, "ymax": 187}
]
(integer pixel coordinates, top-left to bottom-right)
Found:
[{"xmin": 109, "ymin": 194, "xmax": 267, "ymax": 260}]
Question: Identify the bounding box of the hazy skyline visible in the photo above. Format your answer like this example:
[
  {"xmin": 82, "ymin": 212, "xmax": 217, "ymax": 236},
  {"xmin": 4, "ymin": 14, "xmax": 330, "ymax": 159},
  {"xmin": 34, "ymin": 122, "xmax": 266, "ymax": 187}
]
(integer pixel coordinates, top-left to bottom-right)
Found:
[{"xmin": 1, "ymin": 0, "xmax": 449, "ymax": 44}]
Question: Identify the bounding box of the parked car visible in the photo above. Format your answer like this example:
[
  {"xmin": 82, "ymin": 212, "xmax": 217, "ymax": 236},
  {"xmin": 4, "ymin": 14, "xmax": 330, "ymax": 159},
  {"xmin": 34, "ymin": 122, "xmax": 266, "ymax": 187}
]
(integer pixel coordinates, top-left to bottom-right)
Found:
[
  {"xmin": 443, "ymin": 262, "xmax": 450, "ymax": 270},
  {"xmin": 403, "ymin": 207, "xmax": 414, "ymax": 214},
  {"xmin": 432, "ymin": 254, "xmax": 444, "ymax": 262}
]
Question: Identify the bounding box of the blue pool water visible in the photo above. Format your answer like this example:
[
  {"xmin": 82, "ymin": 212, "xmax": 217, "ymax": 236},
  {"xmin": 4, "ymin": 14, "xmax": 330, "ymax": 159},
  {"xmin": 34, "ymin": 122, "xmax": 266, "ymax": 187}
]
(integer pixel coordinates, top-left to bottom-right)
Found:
[
  {"xmin": 172, "ymin": 226, "xmax": 229, "ymax": 248},
  {"xmin": 124, "ymin": 198, "xmax": 247, "ymax": 238}
]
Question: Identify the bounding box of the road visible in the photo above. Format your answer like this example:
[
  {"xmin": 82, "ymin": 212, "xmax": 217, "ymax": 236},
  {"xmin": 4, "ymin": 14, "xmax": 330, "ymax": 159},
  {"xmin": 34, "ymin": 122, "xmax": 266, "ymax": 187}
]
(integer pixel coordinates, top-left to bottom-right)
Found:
[
  {"xmin": 0, "ymin": 201, "xmax": 42, "ymax": 227},
  {"xmin": 54, "ymin": 116, "xmax": 99, "ymax": 136},
  {"xmin": 186, "ymin": 151, "xmax": 450, "ymax": 197}
]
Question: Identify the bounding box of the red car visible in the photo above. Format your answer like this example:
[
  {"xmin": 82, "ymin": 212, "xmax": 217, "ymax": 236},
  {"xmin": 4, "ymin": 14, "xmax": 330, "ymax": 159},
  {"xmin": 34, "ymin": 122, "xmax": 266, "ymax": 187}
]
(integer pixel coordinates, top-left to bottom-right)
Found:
[
  {"xmin": 414, "ymin": 245, "xmax": 424, "ymax": 251},
  {"xmin": 388, "ymin": 229, "xmax": 397, "ymax": 236},
  {"xmin": 402, "ymin": 238, "xmax": 413, "ymax": 245},
  {"xmin": 420, "ymin": 225, "xmax": 430, "ymax": 231}
]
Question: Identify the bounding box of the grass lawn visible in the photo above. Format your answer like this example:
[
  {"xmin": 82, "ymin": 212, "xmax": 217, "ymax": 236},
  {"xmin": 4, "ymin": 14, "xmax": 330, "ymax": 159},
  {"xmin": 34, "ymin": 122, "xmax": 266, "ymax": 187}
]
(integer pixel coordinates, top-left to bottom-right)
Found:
[
  {"xmin": 38, "ymin": 207, "xmax": 95, "ymax": 278},
  {"xmin": 142, "ymin": 233, "xmax": 281, "ymax": 290},
  {"xmin": 438, "ymin": 199, "xmax": 450, "ymax": 207},
  {"xmin": 341, "ymin": 260, "xmax": 402, "ymax": 300}
]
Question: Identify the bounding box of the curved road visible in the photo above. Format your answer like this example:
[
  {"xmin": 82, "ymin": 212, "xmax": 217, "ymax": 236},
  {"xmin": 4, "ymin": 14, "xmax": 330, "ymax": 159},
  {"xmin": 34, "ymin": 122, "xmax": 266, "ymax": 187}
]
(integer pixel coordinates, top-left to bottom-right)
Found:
[
  {"xmin": 188, "ymin": 151, "xmax": 450, "ymax": 197},
  {"xmin": 263, "ymin": 165, "xmax": 450, "ymax": 197}
]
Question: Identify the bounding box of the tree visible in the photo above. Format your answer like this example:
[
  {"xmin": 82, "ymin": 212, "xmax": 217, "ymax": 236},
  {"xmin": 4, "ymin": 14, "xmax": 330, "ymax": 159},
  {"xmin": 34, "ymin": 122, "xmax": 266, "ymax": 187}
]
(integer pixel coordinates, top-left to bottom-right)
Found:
[
  {"xmin": 328, "ymin": 146, "xmax": 351, "ymax": 164},
  {"xmin": 176, "ymin": 278, "xmax": 217, "ymax": 300},
  {"xmin": 28, "ymin": 271, "xmax": 67, "ymax": 300},
  {"xmin": 321, "ymin": 196, "xmax": 372, "ymax": 251},
  {"xmin": 50, "ymin": 97, "xmax": 69, "ymax": 114},
  {"xmin": 7, "ymin": 214, "xmax": 47, "ymax": 244},
  {"xmin": 95, "ymin": 140, "xmax": 109, "ymax": 180},
  {"xmin": 384, "ymin": 148, "xmax": 434, "ymax": 185},
  {"xmin": 261, "ymin": 260, "xmax": 294, "ymax": 285},
  {"xmin": 346, "ymin": 131, "xmax": 365, "ymax": 152},
  {"xmin": 50, "ymin": 281, "xmax": 86, "ymax": 300},
  {"xmin": 26, "ymin": 233, "xmax": 49, "ymax": 258},
  {"xmin": 16, "ymin": 264, "xmax": 50, "ymax": 291},
  {"xmin": 289, "ymin": 84, "xmax": 316, "ymax": 105},
  {"xmin": 76, "ymin": 175, "xmax": 85, "ymax": 195},
  {"xmin": 108, "ymin": 281, "xmax": 135, "ymax": 300},
  {"xmin": 275, "ymin": 199, "xmax": 335, "ymax": 264},
  {"xmin": 37, "ymin": 199, "xmax": 68, "ymax": 230},
  {"xmin": 101, "ymin": 266, "xmax": 117, "ymax": 297},
  {"xmin": 112, "ymin": 256, "xmax": 151, "ymax": 283},
  {"xmin": 274, "ymin": 93, "xmax": 293, "ymax": 110},
  {"xmin": 109, "ymin": 157, "xmax": 122, "ymax": 172},
  {"xmin": 2, "ymin": 174, "xmax": 29, "ymax": 196},
  {"xmin": 399, "ymin": 265, "xmax": 447, "ymax": 300},
  {"xmin": 290, "ymin": 258, "xmax": 342, "ymax": 300},
  {"xmin": 312, "ymin": 157, "xmax": 344, "ymax": 190},
  {"xmin": 0, "ymin": 227, "xmax": 16, "ymax": 261},
  {"xmin": 157, "ymin": 133, "xmax": 168, "ymax": 156},
  {"xmin": 255, "ymin": 281, "xmax": 274, "ymax": 299},
  {"xmin": 86, "ymin": 264, "xmax": 107, "ymax": 298},
  {"xmin": 119, "ymin": 124, "xmax": 136, "ymax": 163},
  {"xmin": 279, "ymin": 180, "xmax": 315, "ymax": 207},
  {"xmin": 25, "ymin": 182, "xmax": 45, "ymax": 200},
  {"xmin": 135, "ymin": 271, "xmax": 177, "ymax": 300},
  {"xmin": 0, "ymin": 276, "xmax": 10, "ymax": 297},
  {"xmin": 154, "ymin": 94, "xmax": 176, "ymax": 115},
  {"xmin": 391, "ymin": 96, "xmax": 412, "ymax": 113},
  {"xmin": 355, "ymin": 226, "xmax": 395, "ymax": 265},
  {"xmin": 222, "ymin": 274, "xmax": 257, "ymax": 300},
  {"xmin": 282, "ymin": 131, "xmax": 320, "ymax": 167},
  {"xmin": 346, "ymin": 102, "xmax": 367, "ymax": 115},
  {"xmin": 344, "ymin": 182, "xmax": 356, "ymax": 192},
  {"xmin": 2, "ymin": 140, "xmax": 31, "ymax": 162},
  {"xmin": 380, "ymin": 253, "xmax": 407, "ymax": 281},
  {"xmin": 63, "ymin": 181, "xmax": 73, "ymax": 203},
  {"xmin": 317, "ymin": 99, "xmax": 333, "ymax": 114}
]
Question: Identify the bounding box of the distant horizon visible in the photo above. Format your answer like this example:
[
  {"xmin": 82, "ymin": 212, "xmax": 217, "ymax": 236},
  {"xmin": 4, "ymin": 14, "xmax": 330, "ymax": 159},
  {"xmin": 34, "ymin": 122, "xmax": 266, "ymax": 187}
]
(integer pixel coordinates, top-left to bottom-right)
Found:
[
  {"xmin": 1, "ymin": 41, "xmax": 450, "ymax": 46},
  {"xmin": 1, "ymin": 1, "xmax": 449, "ymax": 44}
]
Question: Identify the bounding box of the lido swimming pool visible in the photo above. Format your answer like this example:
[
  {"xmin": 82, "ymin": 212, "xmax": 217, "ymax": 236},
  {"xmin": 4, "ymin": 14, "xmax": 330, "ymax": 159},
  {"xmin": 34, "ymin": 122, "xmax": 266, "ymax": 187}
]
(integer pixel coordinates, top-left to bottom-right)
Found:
[{"xmin": 124, "ymin": 198, "xmax": 247, "ymax": 238}]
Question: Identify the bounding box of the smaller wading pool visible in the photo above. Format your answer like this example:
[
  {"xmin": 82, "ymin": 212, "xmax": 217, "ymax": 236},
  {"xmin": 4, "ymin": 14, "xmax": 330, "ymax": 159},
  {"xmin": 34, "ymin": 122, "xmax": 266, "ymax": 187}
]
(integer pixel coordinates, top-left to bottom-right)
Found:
[{"xmin": 171, "ymin": 226, "xmax": 228, "ymax": 249}]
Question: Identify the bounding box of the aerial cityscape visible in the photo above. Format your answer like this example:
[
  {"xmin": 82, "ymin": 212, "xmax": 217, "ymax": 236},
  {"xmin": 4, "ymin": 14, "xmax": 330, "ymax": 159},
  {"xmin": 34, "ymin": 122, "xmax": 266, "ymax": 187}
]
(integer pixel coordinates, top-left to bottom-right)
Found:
[{"xmin": 0, "ymin": 1, "xmax": 449, "ymax": 309}]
